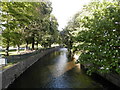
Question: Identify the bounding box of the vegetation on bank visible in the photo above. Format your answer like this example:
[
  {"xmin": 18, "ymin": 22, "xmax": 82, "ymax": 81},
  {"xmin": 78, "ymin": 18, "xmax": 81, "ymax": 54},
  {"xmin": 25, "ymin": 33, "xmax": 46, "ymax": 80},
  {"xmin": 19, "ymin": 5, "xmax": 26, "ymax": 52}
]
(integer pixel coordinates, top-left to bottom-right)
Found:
[
  {"xmin": 0, "ymin": 0, "xmax": 120, "ymax": 75},
  {"xmin": 0, "ymin": 1, "xmax": 60, "ymax": 56},
  {"xmin": 61, "ymin": 0, "xmax": 120, "ymax": 75}
]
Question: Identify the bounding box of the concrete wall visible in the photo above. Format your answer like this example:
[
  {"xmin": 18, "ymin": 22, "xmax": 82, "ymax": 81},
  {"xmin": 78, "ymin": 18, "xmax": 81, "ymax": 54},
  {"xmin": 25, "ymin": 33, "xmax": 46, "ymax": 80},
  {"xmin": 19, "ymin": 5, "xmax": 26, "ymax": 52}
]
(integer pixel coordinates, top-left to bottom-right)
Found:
[
  {"xmin": 2, "ymin": 47, "xmax": 60, "ymax": 89},
  {"xmin": 98, "ymin": 73, "xmax": 120, "ymax": 87},
  {"xmin": 0, "ymin": 71, "xmax": 2, "ymax": 90},
  {"xmin": 80, "ymin": 64, "xmax": 120, "ymax": 88}
]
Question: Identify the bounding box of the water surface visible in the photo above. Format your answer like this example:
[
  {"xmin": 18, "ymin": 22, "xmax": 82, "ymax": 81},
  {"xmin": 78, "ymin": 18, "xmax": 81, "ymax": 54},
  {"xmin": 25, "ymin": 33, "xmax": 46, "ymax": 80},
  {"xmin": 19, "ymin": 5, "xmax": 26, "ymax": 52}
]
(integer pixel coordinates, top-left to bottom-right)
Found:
[{"xmin": 8, "ymin": 48, "xmax": 103, "ymax": 88}]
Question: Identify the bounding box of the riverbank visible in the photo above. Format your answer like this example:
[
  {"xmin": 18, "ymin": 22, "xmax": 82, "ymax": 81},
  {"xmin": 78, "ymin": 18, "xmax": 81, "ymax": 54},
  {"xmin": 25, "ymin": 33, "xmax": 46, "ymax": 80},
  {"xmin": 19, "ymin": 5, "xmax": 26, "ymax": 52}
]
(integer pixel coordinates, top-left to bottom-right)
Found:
[
  {"xmin": 80, "ymin": 64, "xmax": 120, "ymax": 88},
  {"xmin": 1, "ymin": 47, "xmax": 60, "ymax": 89}
]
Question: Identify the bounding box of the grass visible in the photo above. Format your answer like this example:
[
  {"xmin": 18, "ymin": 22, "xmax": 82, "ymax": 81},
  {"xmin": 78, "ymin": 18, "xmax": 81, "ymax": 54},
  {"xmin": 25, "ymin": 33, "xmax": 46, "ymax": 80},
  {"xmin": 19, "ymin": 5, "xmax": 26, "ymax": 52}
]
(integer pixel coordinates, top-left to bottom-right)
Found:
[
  {"xmin": 0, "ymin": 49, "xmax": 25, "ymax": 57},
  {"xmin": 3, "ymin": 63, "xmax": 14, "ymax": 69},
  {"xmin": 0, "ymin": 45, "xmax": 58, "ymax": 70},
  {"xmin": 0, "ymin": 63, "xmax": 15, "ymax": 70},
  {"xmin": 0, "ymin": 49, "xmax": 30, "ymax": 70},
  {"xmin": 0, "ymin": 44, "xmax": 39, "ymax": 70}
]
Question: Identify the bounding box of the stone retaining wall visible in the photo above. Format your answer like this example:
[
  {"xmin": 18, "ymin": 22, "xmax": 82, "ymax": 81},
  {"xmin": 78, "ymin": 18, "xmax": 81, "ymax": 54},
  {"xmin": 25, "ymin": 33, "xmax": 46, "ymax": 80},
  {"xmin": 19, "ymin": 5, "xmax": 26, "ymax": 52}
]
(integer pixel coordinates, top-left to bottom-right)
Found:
[
  {"xmin": 80, "ymin": 64, "xmax": 120, "ymax": 88},
  {"xmin": 0, "ymin": 71, "xmax": 2, "ymax": 90},
  {"xmin": 1, "ymin": 47, "xmax": 60, "ymax": 89},
  {"xmin": 98, "ymin": 73, "xmax": 120, "ymax": 87}
]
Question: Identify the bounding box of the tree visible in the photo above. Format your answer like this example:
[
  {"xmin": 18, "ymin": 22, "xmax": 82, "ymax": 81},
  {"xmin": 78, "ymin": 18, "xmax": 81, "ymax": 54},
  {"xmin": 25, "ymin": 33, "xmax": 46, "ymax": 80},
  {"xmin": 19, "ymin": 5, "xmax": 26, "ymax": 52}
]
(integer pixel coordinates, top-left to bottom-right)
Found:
[
  {"xmin": 27, "ymin": 2, "xmax": 53, "ymax": 50},
  {"xmin": 40, "ymin": 14, "xmax": 59, "ymax": 48},
  {"xmin": 0, "ymin": 1, "xmax": 57, "ymax": 55},
  {"xmin": 60, "ymin": 15, "xmax": 80, "ymax": 61},
  {"xmin": 73, "ymin": 0, "xmax": 120, "ymax": 74},
  {"xmin": 63, "ymin": 0, "xmax": 120, "ymax": 74}
]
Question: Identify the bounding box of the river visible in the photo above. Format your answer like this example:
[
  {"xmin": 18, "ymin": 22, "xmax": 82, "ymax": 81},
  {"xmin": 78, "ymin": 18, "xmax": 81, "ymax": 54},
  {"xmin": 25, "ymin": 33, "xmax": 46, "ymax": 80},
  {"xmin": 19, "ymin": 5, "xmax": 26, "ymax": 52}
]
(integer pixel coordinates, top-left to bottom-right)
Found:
[{"xmin": 7, "ymin": 48, "xmax": 118, "ymax": 89}]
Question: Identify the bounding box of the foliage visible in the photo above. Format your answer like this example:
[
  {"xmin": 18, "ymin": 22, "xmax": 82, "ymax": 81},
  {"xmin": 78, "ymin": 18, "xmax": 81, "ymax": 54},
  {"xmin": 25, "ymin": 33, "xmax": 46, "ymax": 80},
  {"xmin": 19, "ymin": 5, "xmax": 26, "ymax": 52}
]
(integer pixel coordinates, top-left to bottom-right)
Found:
[
  {"xmin": 60, "ymin": 19, "xmax": 78, "ymax": 60},
  {"xmin": 0, "ymin": 1, "xmax": 59, "ymax": 55},
  {"xmin": 64, "ymin": 0, "xmax": 120, "ymax": 74},
  {"xmin": 39, "ymin": 14, "xmax": 59, "ymax": 48}
]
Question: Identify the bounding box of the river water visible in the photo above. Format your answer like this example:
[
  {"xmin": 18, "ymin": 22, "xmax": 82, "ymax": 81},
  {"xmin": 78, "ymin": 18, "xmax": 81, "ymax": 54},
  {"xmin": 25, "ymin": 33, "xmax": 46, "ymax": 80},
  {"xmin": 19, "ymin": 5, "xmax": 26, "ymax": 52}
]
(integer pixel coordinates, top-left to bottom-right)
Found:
[{"xmin": 7, "ymin": 48, "xmax": 118, "ymax": 89}]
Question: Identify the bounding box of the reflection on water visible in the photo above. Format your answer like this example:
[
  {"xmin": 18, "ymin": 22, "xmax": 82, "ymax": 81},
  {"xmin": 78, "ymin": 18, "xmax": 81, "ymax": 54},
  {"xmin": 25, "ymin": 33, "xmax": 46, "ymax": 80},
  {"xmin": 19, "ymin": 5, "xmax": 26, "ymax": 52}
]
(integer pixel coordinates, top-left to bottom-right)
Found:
[
  {"xmin": 48, "ymin": 48, "xmax": 77, "ymax": 78},
  {"xmin": 8, "ymin": 48, "xmax": 103, "ymax": 88}
]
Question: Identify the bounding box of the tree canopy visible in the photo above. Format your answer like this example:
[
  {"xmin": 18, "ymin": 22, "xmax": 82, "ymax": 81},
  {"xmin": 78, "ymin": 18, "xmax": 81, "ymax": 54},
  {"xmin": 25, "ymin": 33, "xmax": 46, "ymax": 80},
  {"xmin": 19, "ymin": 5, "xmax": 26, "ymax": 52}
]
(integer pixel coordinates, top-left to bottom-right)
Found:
[
  {"xmin": 62, "ymin": 0, "xmax": 120, "ymax": 74},
  {"xmin": 0, "ymin": 1, "xmax": 59, "ymax": 56}
]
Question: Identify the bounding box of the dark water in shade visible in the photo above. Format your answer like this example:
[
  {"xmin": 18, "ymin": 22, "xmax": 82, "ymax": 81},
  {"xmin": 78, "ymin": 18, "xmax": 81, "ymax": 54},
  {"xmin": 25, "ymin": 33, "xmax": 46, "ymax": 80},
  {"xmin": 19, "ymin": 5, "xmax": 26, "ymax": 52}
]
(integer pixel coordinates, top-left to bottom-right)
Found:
[{"xmin": 7, "ymin": 48, "xmax": 119, "ymax": 89}]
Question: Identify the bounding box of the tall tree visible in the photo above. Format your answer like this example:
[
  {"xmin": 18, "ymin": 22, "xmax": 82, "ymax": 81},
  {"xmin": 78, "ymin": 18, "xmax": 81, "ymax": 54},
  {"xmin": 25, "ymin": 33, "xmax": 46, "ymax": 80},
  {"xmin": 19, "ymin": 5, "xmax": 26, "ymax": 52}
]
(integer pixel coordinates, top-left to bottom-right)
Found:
[
  {"xmin": 1, "ymin": 1, "xmax": 59, "ymax": 56},
  {"xmin": 60, "ymin": 16, "xmax": 79, "ymax": 61},
  {"xmin": 70, "ymin": 0, "xmax": 120, "ymax": 74}
]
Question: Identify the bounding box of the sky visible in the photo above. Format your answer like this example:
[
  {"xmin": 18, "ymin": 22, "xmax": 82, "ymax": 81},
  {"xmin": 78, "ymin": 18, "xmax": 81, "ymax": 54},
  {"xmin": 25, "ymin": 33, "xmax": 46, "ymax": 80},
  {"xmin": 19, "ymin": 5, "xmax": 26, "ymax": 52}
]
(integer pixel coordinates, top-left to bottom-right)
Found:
[{"xmin": 50, "ymin": 0, "xmax": 91, "ymax": 30}]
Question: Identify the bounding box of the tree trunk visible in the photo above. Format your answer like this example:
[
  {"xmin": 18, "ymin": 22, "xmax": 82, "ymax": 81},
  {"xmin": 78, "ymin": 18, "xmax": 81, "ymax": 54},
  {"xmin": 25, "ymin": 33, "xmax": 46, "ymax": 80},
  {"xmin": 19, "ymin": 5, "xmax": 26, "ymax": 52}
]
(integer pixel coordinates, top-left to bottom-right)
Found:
[
  {"xmin": 48, "ymin": 44, "xmax": 51, "ymax": 48},
  {"xmin": 67, "ymin": 48, "xmax": 73, "ymax": 61},
  {"xmin": 25, "ymin": 41, "xmax": 29, "ymax": 50},
  {"xmin": 32, "ymin": 37, "xmax": 35, "ymax": 50},
  {"xmin": 36, "ymin": 41, "xmax": 38, "ymax": 50},
  {"xmin": 6, "ymin": 44, "xmax": 9, "ymax": 56},
  {"xmin": 6, "ymin": 10, "xmax": 9, "ymax": 56},
  {"xmin": 17, "ymin": 45, "xmax": 20, "ymax": 53},
  {"xmin": 67, "ymin": 40, "xmax": 73, "ymax": 61}
]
